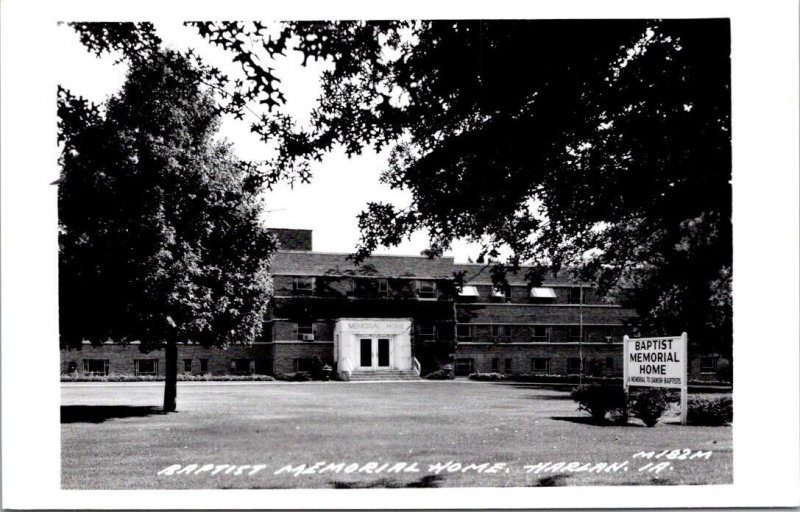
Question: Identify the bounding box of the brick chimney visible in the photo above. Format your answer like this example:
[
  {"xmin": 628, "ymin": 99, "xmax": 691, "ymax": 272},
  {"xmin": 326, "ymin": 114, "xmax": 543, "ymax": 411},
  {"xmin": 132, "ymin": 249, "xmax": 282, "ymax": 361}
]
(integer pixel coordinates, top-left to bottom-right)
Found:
[{"xmin": 268, "ymin": 229, "xmax": 313, "ymax": 251}]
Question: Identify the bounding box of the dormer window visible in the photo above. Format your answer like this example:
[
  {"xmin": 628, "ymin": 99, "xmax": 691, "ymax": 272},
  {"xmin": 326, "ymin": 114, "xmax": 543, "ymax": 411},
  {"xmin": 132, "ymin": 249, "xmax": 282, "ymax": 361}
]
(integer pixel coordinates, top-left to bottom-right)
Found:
[
  {"xmin": 458, "ymin": 285, "xmax": 479, "ymax": 298},
  {"xmin": 377, "ymin": 279, "xmax": 389, "ymax": 297},
  {"xmin": 293, "ymin": 276, "xmax": 315, "ymax": 294},
  {"xmin": 491, "ymin": 285, "xmax": 511, "ymax": 302},
  {"xmin": 416, "ymin": 280, "xmax": 438, "ymax": 299},
  {"xmin": 529, "ymin": 287, "xmax": 557, "ymax": 302}
]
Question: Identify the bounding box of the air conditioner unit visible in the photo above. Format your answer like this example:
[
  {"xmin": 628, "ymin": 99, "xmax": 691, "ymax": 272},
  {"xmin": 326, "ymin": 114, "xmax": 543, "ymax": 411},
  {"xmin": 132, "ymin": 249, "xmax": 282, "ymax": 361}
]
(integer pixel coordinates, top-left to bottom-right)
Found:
[{"xmin": 300, "ymin": 333, "xmax": 315, "ymax": 341}]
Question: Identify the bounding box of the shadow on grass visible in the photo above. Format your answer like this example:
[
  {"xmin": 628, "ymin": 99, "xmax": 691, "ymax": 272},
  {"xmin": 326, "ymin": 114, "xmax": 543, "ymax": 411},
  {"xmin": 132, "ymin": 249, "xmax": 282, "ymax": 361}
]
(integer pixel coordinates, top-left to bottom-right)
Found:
[
  {"xmin": 661, "ymin": 419, "xmax": 731, "ymax": 427},
  {"xmin": 522, "ymin": 393, "xmax": 576, "ymax": 401},
  {"xmin": 550, "ymin": 415, "xmax": 643, "ymax": 427},
  {"xmin": 330, "ymin": 475, "xmax": 444, "ymax": 489},
  {"xmin": 622, "ymin": 476, "xmax": 675, "ymax": 486},
  {"xmin": 550, "ymin": 415, "xmax": 606, "ymax": 426},
  {"xmin": 61, "ymin": 405, "xmax": 165, "ymax": 424},
  {"xmin": 490, "ymin": 382, "xmax": 578, "ymax": 392},
  {"xmin": 532, "ymin": 474, "xmax": 571, "ymax": 487}
]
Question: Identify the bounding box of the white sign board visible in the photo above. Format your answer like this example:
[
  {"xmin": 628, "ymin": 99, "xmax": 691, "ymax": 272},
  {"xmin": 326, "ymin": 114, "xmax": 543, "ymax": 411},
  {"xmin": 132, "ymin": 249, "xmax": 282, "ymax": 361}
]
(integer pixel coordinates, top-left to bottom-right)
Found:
[
  {"xmin": 623, "ymin": 334, "xmax": 687, "ymax": 388},
  {"xmin": 623, "ymin": 332, "xmax": 688, "ymax": 425}
]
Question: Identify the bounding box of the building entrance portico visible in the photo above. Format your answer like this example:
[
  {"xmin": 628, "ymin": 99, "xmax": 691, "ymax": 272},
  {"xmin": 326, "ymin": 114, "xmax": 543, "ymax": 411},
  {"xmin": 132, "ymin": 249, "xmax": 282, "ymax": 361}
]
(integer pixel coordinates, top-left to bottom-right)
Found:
[{"xmin": 334, "ymin": 318, "xmax": 413, "ymax": 380}]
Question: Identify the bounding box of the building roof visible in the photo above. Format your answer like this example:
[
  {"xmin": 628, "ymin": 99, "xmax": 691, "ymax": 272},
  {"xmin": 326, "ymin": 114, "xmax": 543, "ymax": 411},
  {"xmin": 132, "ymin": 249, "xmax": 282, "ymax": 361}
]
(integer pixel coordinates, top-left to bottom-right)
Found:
[
  {"xmin": 272, "ymin": 250, "xmax": 457, "ymax": 279},
  {"xmin": 452, "ymin": 264, "xmax": 584, "ymax": 286},
  {"xmin": 272, "ymin": 251, "xmax": 591, "ymax": 286}
]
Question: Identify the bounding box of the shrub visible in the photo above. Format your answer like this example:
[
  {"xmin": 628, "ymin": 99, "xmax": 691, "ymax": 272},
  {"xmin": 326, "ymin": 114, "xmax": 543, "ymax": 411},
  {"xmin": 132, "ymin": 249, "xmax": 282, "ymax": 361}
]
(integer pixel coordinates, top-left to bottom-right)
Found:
[
  {"xmin": 687, "ymin": 396, "xmax": 733, "ymax": 425},
  {"xmin": 309, "ymin": 356, "xmax": 327, "ymax": 380},
  {"xmin": 276, "ymin": 372, "xmax": 312, "ymax": 382},
  {"xmin": 630, "ymin": 389, "xmax": 670, "ymax": 427},
  {"xmin": 468, "ymin": 372, "xmax": 507, "ymax": 381},
  {"xmin": 571, "ymin": 384, "xmax": 626, "ymax": 423},
  {"xmin": 423, "ymin": 369, "xmax": 454, "ymax": 380},
  {"xmin": 61, "ymin": 373, "xmax": 276, "ymax": 382},
  {"xmin": 715, "ymin": 359, "xmax": 732, "ymax": 383},
  {"xmin": 506, "ymin": 374, "xmax": 623, "ymax": 385}
]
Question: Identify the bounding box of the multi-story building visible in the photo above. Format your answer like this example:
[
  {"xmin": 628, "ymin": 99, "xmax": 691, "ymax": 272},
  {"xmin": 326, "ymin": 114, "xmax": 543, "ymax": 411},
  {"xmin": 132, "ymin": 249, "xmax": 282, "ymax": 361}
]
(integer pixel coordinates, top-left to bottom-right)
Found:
[{"xmin": 61, "ymin": 228, "xmax": 725, "ymax": 381}]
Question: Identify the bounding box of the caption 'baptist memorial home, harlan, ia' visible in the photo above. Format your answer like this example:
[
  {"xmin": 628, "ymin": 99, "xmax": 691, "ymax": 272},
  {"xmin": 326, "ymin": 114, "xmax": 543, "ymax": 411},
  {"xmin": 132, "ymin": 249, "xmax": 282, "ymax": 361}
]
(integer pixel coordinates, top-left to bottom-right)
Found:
[{"xmin": 60, "ymin": 228, "xmax": 723, "ymax": 381}]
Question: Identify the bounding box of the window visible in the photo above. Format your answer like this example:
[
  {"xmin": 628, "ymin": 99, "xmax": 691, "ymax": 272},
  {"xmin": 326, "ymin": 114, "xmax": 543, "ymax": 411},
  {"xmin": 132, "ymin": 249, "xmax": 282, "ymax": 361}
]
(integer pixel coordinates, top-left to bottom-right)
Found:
[
  {"xmin": 296, "ymin": 322, "xmax": 314, "ymax": 341},
  {"xmin": 531, "ymin": 358, "xmax": 551, "ymax": 373},
  {"xmin": 354, "ymin": 278, "xmax": 388, "ymax": 298},
  {"xmin": 200, "ymin": 358, "xmax": 208, "ymax": 373},
  {"xmin": 134, "ymin": 359, "xmax": 158, "ymax": 376},
  {"xmin": 416, "ymin": 280, "xmax": 438, "ymax": 299},
  {"xmin": 377, "ymin": 279, "xmax": 389, "ymax": 297},
  {"xmin": 454, "ymin": 358, "xmax": 474, "ymax": 376},
  {"xmin": 567, "ymin": 357, "xmax": 583, "ymax": 374},
  {"xmin": 344, "ymin": 278, "xmax": 358, "ymax": 297},
  {"xmin": 491, "ymin": 285, "xmax": 510, "ymax": 301},
  {"xmin": 83, "ymin": 359, "xmax": 109, "ymax": 376},
  {"xmin": 183, "ymin": 359, "xmax": 192, "ymax": 373},
  {"xmin": 294, "ymin": 358, "xmax": 314, "ymax": 373},
  {"xmin": 491, "ymin": 358, "xmax": 500, "ymax": 373},
  {"xmin": 492, "ymin": 325, "xmax": 511, "ymax": 340},
  {"xmin": 700, "ymin": 356, "xmax": 718, "ymax": 374},
  {"xmin": 456, "ymin": 324, "xmax": 473, "ymax": 341},
  {"xmin": 569, "ymin": 326, "xmax": 583, "ymax": 342},
  {"xmin": 232, "ymin": 359, "xmax": 252, "ymax": 375},
  {"xmin": 531, "ymin": 326, "xmax": 548, "ymax": 342},
  {"xmin": 504, "ymin": 358, "xmax": 513, "ymax": 373},
  {"xmin": 569, "ymin": 287, "xmax": 583, "ymax": 304},
  {"xmin": 416, "ymin": 323, "xmax": 436, "ymax": 342},
  {"xmin": 606, "ymin": 357, "xmax": 614, "ymax": 374},
  {"xmin": 292, "ymin": 276, "xmax": 315, "ymax": 294}
]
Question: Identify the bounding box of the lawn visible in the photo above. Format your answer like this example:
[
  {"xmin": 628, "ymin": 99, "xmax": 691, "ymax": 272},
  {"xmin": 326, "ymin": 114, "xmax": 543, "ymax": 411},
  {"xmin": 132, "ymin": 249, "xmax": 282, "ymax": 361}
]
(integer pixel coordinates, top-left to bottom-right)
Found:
[{"xmin": 61, "ymin": 381, "xmax": 732, "ymax": 489}]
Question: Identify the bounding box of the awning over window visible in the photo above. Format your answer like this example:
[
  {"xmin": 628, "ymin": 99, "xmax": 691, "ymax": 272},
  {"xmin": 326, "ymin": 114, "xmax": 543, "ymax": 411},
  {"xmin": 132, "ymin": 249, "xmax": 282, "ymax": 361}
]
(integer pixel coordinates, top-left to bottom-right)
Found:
[
  {"xmin": 458, "ymin": 285, "xmax": 479, "ymax": 297},
  {"xmin": 530, "ymin": 287, "xmax": 557, "ymax": 299}
]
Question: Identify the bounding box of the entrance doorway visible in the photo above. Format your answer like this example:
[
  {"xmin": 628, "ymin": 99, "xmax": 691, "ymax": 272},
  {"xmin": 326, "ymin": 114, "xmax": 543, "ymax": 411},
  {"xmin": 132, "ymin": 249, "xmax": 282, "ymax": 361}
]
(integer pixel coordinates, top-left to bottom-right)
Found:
[{"xmin": 359, "ymin": 337, "xmax": 392, "ymax": 368}]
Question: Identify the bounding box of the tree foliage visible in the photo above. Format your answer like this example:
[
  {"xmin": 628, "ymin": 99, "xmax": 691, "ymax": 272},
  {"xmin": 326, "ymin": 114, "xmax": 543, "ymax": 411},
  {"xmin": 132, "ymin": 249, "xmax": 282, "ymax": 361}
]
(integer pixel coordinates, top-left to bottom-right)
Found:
[
  {"xmin": 58, "ymin": 50, "xmax": 276, "ymax": 408},
  {"xmin": 66, "ymin": 20, "xmax": 732, "ymax": 355}
]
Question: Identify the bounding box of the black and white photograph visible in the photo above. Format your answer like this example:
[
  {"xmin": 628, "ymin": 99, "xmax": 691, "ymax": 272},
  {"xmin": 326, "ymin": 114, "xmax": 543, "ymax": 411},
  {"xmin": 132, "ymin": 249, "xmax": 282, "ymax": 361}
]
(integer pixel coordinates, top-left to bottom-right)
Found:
[{"xmin": 1, "ymin": 0, "xmax": 799, "ymax": 509}]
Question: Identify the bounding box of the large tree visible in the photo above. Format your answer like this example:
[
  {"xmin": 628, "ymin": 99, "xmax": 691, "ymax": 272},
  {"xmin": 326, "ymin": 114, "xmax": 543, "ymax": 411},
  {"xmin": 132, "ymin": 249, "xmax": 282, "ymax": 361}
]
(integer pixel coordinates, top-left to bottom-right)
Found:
[
  {"xmin": 66, "ymin": 19, "xmax": 732, "ymax": 358},
  {"xmin": 58, "ymin": 50, "xmax": 275, "ymax": 411}
]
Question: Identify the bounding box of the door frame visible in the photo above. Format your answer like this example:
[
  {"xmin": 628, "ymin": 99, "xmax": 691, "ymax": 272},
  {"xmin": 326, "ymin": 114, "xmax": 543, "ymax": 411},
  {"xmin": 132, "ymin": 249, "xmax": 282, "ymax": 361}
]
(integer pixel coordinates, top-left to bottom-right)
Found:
[{"xmin": 357, "ymin": 335, "xmax": 393, "ymax": 369}]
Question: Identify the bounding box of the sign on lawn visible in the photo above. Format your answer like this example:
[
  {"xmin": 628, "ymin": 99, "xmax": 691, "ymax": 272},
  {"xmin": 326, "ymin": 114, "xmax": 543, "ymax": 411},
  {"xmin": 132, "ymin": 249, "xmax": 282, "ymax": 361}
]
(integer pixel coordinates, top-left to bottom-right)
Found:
[
  {"xmin": 623, "ymin": 332, "xmax": 689, "ymax": 425},
  {"xmin": 623, "ymin": 333, "xmax": 687, "ymax": 389}
]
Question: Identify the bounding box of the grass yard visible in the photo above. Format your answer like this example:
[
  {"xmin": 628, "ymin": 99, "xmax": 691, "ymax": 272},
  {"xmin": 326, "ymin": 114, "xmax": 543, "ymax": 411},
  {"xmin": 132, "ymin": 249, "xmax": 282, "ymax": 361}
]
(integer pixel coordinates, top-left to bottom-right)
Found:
[{"xmin": 61, "ymin": 381, "xmax": 732, "ymax": 489}]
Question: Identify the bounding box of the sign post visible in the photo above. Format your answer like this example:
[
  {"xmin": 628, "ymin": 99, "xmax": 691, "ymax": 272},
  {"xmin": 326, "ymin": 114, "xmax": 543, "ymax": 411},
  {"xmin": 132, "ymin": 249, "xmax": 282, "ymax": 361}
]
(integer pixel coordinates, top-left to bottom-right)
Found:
[
  {"xmin": 680, "ymin": 332, "xmax": 688, "ymax": 426},
  {"xmin": 623, "ymin": 332, "xmax": 689, "ymax": 425}
]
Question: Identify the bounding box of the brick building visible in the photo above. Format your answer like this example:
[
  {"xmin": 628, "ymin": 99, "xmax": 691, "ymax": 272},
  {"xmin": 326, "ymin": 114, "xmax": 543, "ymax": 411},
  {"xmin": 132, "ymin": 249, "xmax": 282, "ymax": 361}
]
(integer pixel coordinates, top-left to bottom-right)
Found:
[{"xmin": 60, "ymin": 228, "xmax": 725, "ymax": 381}]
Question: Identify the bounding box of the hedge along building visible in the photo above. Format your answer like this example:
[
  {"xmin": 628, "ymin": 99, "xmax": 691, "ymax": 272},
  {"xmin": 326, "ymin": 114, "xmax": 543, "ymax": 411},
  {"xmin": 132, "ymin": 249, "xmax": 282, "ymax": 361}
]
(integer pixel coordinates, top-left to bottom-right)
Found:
[{"xmin": 60, "ymin": 228, "xmax": 725, "ymax": 381}]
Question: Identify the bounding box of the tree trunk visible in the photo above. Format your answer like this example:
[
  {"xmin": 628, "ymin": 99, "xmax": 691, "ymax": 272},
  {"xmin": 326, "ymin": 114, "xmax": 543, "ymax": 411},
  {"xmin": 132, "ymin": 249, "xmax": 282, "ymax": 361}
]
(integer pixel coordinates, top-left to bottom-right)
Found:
[{"xmin": 163, "ymin": 340, "xmax": 178, "ymax": 412}]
